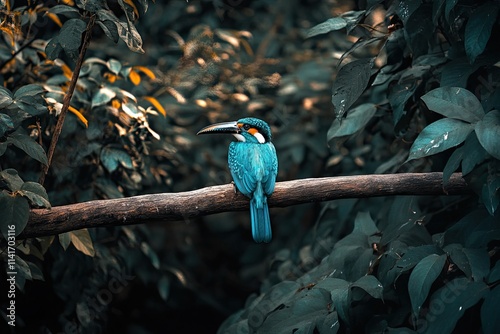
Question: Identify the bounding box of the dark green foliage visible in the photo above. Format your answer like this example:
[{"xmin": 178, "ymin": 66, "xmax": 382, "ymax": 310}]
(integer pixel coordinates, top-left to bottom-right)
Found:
[{"xmin": 0, "ymin": 0, "xmax": 499, "ymax": 333}]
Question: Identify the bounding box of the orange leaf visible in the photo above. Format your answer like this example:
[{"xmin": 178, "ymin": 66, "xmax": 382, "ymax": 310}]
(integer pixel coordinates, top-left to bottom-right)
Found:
[
  {"xmin": 129, "ymin": 70, "xmax": 141, "ymax": 85},
  {"xmin": 143, "ymin": 96, "xmax": 166, "ymax": 117},
  {"xmin": 105, "ymin": 72, "xmax": 118, "ymax": 83},
  {"xmin": 68, "ymin": 106, "xmax": 88, "ymax": 127},
  {"xmin": 134, "ymin": 66, "xmax": 156, "ymax": 80},
  {"xmin": 112, "ymin": 99, "xmax": 121, "ymax": 109},
  {"xmin": 123, "ymin": 0, "xmax": 140, "ymax": 18},
  {"xmin": 56, "ymin": 61, "xmax": 73, "ymax": 79},
  {"xmin": 46, "ymin": 12, "xmax": 63, "ymax": 28}
]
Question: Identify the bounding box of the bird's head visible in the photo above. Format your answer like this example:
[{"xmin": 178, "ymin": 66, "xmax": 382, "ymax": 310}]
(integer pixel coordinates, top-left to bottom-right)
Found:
[{"xmin": 197, "ymin": 117, "xmax": 272, "ymax": 144}]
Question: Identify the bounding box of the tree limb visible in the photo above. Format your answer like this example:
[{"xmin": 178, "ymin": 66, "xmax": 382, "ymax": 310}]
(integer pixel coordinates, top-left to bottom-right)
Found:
[
  {"xmin": 21, "ymin": 173, "xmax": 471, "ymax": 239},
  {"xmin": 39, "ymin": 15, "xmax": 96, "ymax": 185}
]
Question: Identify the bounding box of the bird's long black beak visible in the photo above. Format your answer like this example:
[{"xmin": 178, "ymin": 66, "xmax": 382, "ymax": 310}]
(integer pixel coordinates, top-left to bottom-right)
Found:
[{"xmin": 197, "ymin": 121, "xmax": 240, "ymax": 135}]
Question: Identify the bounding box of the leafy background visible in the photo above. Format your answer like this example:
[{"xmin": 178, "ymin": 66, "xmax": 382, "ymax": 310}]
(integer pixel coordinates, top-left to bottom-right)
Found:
[{"xmin": 0, "ymin": 0, "xmax": 499, "ymax": 333}]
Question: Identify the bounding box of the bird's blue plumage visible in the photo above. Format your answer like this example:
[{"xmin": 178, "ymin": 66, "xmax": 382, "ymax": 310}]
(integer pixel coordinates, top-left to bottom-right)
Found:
[
  {"xmin": 229, "ymin": 139, "xmax": 277, "ymax": 242},
  {"xmin": 197, "ymin": 117, "xmax": 278, "ymax": 243},
  {"xmin": 227, "ymin": 118, "xmax": 277, "ymax": 243}
]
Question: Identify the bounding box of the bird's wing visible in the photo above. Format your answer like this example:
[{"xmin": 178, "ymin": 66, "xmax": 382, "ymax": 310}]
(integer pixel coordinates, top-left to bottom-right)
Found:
[
  {"xmin": 228, "ymin": 143, "xmax": 257, "ymax": 197},
  {"xmin": 262, "ymin": 143, "xmax": 278, "ymax": 195}
]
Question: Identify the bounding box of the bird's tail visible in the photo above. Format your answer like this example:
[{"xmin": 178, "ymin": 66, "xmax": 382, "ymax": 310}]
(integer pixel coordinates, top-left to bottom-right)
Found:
[{"xmin": 250, "ymin": 183, "xmax": 272, "ymax": 243}]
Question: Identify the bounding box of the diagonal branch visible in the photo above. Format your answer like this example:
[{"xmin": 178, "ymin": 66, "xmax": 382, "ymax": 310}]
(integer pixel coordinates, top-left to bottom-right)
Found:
[
  {"xmin": 39, "ymin": 15, "xmax": 96, "ymax": 185},
  {"xmin": 21, "ymin": 173, "xmax": 472, "ymax": 239}
]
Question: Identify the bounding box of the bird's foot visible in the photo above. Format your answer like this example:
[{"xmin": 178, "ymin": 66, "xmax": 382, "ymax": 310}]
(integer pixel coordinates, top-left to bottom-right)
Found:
[{"xmin": 231, "ymin": 181, "xmax": 238, "ymax": 194}]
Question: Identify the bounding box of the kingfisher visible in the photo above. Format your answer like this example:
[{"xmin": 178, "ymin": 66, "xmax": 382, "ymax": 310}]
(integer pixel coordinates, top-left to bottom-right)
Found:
[{"xmin": 197, "ymin": 117, "xmax": 278, "ymax": 243}]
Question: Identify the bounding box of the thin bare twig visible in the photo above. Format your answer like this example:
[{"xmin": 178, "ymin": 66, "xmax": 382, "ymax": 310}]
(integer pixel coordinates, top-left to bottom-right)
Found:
[{"xmin": 39, "ymin": 15, "xmax": 96, "ymax": 185}]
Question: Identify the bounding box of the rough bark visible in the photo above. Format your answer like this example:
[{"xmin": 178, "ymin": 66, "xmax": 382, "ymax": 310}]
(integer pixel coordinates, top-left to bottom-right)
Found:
[{"xmin": 21, "ymin": 172, "xmax": 471, "ymax": 238}]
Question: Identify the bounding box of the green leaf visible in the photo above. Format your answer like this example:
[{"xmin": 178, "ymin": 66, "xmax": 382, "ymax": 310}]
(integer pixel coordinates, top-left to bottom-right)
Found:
[
  {"xmin": 107, "ymin": 58, "xmax": 122, "ymax": 75},
  {"xmin": 445, "ymin": 243, "xmax": 471, "ymax": 278},
  {"xmin": 97, "ymin": 20, "xmax": 120, "ymax": 43},
  {"xmin": 393, "ymin": 246, "xmax": 442, "ymax": 277},
  {"xmin": 396, "ymin": 1, "xmax": 421, "ymax": 24},
  {"xmin": 46, "ymin": 18, "xmax": 87, "ymax": 61},
  {"xmin": 481, "ymin": 285, "xmax": 500, "ymax": 334},
  {"xmin": 443, "ymin": 133, "xmax": 488, "ymax": 184},
  {"xmin": 475, "ymin": 110, "xmax": 500, "ymax": 159},
  {"xmin": 315, "ymin": 278, "xmax": 350, "ymax": 322},
  {"xmin": 405, "ymin": 4, "xmax": 433, "ymax": 59},
  {"xmin": 482, "ymin": 176, "xmax": 500, "ymax": 215},
  {"xmin": 421, "ymin": 87, "xmax": 484, "ymax": 123},
  {"xmin": 0, "ymin": 168, "xmax": 24, "ymax": 191},
  {"xmin": 157, "ymin": 276, "xmax": 170, "ymax": 301},
  {"xmin": 259, "ymin": 289, "xmax": 331, "ymax": 333},
  {"xmin": 445, "ymin": 0, "xmax": 459, "ymax": 21},
  {"xmin": 59, "ymin": 232, "xmax": 71, "ymax": 250},
  {"xmin": 48, "ymin": 4, "xmax": 80, "ymax": 16},
  {"xmin": 92, "ymin": 87, "xmax": 116, "ymax": 107},
  {"xmin": 0, "ymin": 87, "xmax": 13, "ymax": 108},
  {"xmin": 341, "ymin": 10, "xmax": 366, "ymax": 34},
  {"xmin": 463, "ymin": 248, "xmax": 490, "ymax": 282},
  {"xmin": 352, "ymin": 211, "xmax": 379, "ymax": 236},
  {"xmin": 487, "ymin": 261, "xmax": 500, "ymax": 283},
  {"xmin": 140, "ymin": 241, "xmax": 160, "ymax": 269},
  {"xmin": 306, "ymin": 17, "xmax": 347, "ymax": 38},
  {"xmin": 351, "ymin": 275, "xmax": 383, "ymax": 299},
  {"xmin": 0, "ymin": 142, "xmax": 7, "ymax": 156},
  {"xmin": 424, "ymin": 278, "xmax": 487, "ymax": 334},
  {"xmin": 432, "ymin": 0, "xmax": 446, "ymax": 24},
  {"xmin": 247, "ymin": 281, "xmax": 301, "ymax": 330},
  {"xmin": 115, "ymin": 18, "xmax": 144, "ymax": 53},
  {"xmin": 446, "ymin": 244, "xmax": 489, "ymax": 281},
  {"xmin": 14, "ymin": 255, "xmax": 32, "ymax": 290},
  {"xmin": 327, "ymin": 103, "xmax": 377, "ymax": 142},
  {"xmin": 13, "ymin": 84, "xmax": 45, "ymax": 99},
  {"xmin": 440, "ymin": 56, "xmax": 492, "ymax": 88},
  {"xmin": 27, "ymin": 260, "xmax": 44, "ymax": 281},
  {"xmin": 19, "ymin": 182, "xmax": 51, "ymax": 209},
  {"xmin": 408, "ymin": 254, "xmax": 447, "ymax": 316},
  {"xmin": 100, "ymin": 146, "xmax": 134, "ymax": 173},
  {"xmin": 0, "ymin": 192, "xmax": 30, "ymax": 238},
  {"xmin": 317, "ymin": 311, "xmax": 339, "ymax": 334},
  {"xmin": 70, "ymin": 229, "xmax": 95, "ymax": 257},
  {"xmin": 75, "ymin": 0, "xmax": 103, "ymax": 12},
  {"xmin": 0, "ymin": 113, "xmax": 14, "ymax": 137},
  {"xmin": 407, "ymin": 118, "xmax": 473, "ymax": 161},
  {"xmin": 465, "ymin": 2, "xmax": 499, "ymax": 64},
  {"xmin": 331, "ymin": 58, "xmax": 373, "ymax": 120},
  {"xmin": 5, "ymin": 128, "xmax": 48, "ymax": 165},
  {"xmin": 388, "ymin": 80, "xmax": 418, "ymax": 130}
]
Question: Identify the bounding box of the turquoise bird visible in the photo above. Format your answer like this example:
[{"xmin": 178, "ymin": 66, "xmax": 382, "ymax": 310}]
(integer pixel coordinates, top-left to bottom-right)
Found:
[{"xmin": 197, "ymin": 117, "xmax": 278, "ymax": 243}]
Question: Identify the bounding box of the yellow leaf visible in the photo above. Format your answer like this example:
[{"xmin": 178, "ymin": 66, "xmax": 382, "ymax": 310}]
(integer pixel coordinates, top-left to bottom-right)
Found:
[
  {"xmin": 143, "ymin": 96, "xmax": 166, "ymax": 117},
  {"xmin": 69, "ymin": 229, "xmax": 95, "ymax": 257},
  {"xmin": 45, "ymin": 12, "xmax": 63, "ymax": 28},
  {"xmin": 134, "ymin": 66, "xmax": 156, "ymax": 80},
  {"xmin": 68, "ymin": 106, "xmax": 88, "ymax": 127},
  {"xmin": 60, "ymin": 0, "xmax": 75, "ymax": 5},
  {"xmin": 129, "ymin": 69, "xmax": 141, "ymax": 85},
  {"xmin": 123, "ymin": 0, "xmax": 140, "ymax": 18}
]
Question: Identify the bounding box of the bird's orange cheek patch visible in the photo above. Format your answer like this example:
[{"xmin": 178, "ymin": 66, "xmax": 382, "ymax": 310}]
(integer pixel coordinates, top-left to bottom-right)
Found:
[{"xmin": 248, "ymin": 128, "xmax": 258, "ymax": 135}]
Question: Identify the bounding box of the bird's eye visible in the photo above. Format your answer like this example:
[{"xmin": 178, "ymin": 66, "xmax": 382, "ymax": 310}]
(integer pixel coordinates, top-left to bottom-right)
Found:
[{"xmin": 243, "ymin": 124, "xmax": 251, "ymax": 130}]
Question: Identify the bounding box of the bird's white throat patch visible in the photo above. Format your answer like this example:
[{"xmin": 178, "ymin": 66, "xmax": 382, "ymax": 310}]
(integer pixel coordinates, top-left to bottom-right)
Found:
[
  {"xmin": 233, "ymin": 132, "xmax": 266, "ymax": 143},
  {"xmin": 233, "ymin": 133, "xmax": 246, "ymax": 142},
  {"xmin": 253, "ymin": 132, "xmax": 266, "ymax": 144}
]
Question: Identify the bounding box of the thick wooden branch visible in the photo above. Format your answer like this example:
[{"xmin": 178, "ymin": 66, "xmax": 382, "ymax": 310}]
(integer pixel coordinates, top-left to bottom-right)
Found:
[{"xmin": 22, "ymin": 173, "xmax": 471, "ymax": 238}]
